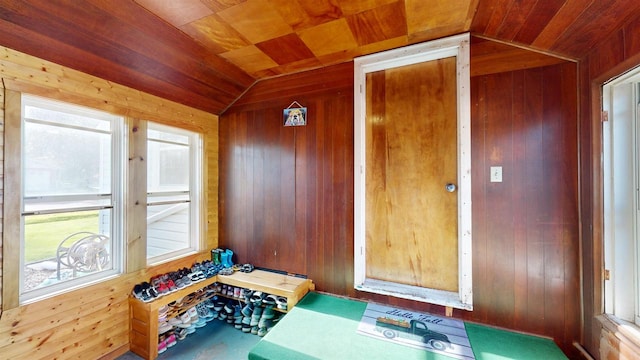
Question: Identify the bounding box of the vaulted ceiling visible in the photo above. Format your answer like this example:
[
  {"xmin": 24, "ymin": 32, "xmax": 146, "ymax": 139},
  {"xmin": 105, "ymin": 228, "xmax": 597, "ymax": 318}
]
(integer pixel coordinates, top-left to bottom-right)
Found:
[{"xmin": 0, "ymin": 0, "xmax": 639, "ymax": 115}]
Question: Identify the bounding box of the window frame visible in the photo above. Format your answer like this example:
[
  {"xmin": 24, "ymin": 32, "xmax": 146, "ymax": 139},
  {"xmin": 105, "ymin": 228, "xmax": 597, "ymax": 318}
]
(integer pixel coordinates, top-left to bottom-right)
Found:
[
  {"xmin": 603, "ymin": 69, "xmax": 640, "ymax": 327},
  {"xmin": 6, "ymin": 93, "xmax": 126, "ymax": 304}
]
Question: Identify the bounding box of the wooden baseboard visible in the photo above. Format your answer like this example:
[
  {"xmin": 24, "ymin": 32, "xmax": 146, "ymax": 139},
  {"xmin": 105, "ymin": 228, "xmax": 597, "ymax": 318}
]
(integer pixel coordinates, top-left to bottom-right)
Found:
[{"xmin": 98, "ymin": 344, "xmax": 130, "ymax": 360}]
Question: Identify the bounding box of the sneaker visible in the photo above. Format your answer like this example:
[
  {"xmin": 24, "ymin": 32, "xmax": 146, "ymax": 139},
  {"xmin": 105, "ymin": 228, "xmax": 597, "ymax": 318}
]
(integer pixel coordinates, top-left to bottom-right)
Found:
[
  {"xmin": 194, "ymin": 318, "xmax": 207, "ymax": 328},
  {"xmin": 132, "ymin": 284, "xmax": 147, "ymax": 302},
  {"xmin": 187, "ymin": 307, "xmax": 199, "ymax": 322},
  {"xmin": 261, "ymin": 306, "xmax": 275, "ymax": 320},
  {"xmin": 276, "ymin": 296, "xmax": 288, "ymax": 310},
  {"xmin": 241, "ymin": 263, "xmax": 255, "ymax": 273},
  {"xmin": 166, "ymin": 333, "xmax": 177, "ymax": 347},
  {"xmin": 233, "ymin": 305, "xmax": 243, "ymax": 320},
  {"xmin": 241, "ymin": 304, "xmax": 254, "ymax": 317},
  {"xmin": 241, "ymin": 288, "xmax": 253, "ymax": 302},
  {"xmin": 251, "ymin": 326, "xmax": 259, "ymax": 335},
  {"xmin": 179, "ymin": 312, "xmax": 192, "ymax": 326},
  {"xmin": 219, "ymin": 267, "xmax": 234, "ymax": 276},
  {"xmin": 223, "ymin": 302, "xmax": 234, "ymax": 314},
  {"xmin": 213, "ymin": 300, "xmax": 226, "ymax": 312},
  {"xmin": 263, "ymin": 295, "xmax": 278, "ymax": 307},
  {"xmin": 168, "ymin": 317, "xmax": 182, "ymax": 327},
  {"xmin": 158, "ymin": 337, "xmax": 167, "ymax": 354},
  {"xmin": 166, "ymin": 279, "xmax": 177, "ymax": 292},
  {"xmin": 176, "ymin": 328, "xmax": 189, "ymax": 340},
  {"xmin": 250, "ymin": 307, "xmax": 263, "ymax": 327},
  {"xmin": 258, "ymin": 327, "xmax": 268, "ymax": 337},
  {"xmin": 250, "ymin": 292, "xmax": 265, "ymax": 306},
  {"xmin": 242, "ymin": 323, "xmax": 252, "ymax": 333},
  {"xmin": 158, "ymin": 321, "xmax": 173, "ymax": 334}
]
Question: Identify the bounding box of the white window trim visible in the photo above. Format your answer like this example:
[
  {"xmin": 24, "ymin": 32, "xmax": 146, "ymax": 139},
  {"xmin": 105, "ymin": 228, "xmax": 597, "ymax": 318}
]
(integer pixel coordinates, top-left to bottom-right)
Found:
[{"xmin": 353, "ymin": 33, "xmax": 472, "ymax": 310}]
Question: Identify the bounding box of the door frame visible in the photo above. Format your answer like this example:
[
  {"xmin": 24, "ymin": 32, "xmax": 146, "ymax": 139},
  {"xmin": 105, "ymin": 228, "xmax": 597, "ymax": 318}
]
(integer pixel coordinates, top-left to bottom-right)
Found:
[{"xmin": 353, "ymin": 33, "xmax": 472, "ymax": 310}]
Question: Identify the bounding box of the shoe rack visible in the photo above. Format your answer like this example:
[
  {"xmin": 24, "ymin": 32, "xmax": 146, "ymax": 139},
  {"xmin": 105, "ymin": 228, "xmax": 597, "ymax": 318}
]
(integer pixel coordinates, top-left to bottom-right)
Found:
[{"xmin": 129, "ymin": 270, "xmax": 314, "ymax": 360}]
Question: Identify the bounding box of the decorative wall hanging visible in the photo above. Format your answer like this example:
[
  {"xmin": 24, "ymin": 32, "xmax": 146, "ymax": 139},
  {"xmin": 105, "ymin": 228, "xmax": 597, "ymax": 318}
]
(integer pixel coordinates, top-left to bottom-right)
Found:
[{"xmin": 283, "ymin": 101, "xmax": 307, "ymax": 126}]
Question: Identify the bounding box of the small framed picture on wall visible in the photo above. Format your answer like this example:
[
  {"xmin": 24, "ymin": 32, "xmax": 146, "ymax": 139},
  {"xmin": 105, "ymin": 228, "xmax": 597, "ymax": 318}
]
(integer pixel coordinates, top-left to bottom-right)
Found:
[{"xmin": 283, "ymin": 103, "xmax": 307, "ymax": 127}]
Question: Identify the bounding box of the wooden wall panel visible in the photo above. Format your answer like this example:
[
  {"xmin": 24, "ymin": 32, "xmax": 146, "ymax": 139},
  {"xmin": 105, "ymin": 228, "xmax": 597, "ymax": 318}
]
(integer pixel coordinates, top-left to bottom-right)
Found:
[
  {"xmin": 219, "ymin": 45, "xmax": 581, "ymax": 356},
  {"xmin": 220, "ymin": 63, "xmax": 355, "ymax": 292},
  {"xmin": 466, "ymin": 63, "xmax": 580, "ymax": 358}
]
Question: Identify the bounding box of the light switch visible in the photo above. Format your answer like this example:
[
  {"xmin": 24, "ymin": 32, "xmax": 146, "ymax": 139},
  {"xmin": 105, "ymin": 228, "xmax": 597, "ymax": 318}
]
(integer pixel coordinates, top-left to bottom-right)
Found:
[{"xmin": 490, "ymin": 166, "xmax": 502, "ymax": 182}]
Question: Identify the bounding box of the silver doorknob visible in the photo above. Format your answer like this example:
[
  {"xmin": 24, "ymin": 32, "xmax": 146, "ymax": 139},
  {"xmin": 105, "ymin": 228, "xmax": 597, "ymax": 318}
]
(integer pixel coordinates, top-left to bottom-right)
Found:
[{"xmin": 445, "ymin": 183, "xmax": 457, "ymax": 192}]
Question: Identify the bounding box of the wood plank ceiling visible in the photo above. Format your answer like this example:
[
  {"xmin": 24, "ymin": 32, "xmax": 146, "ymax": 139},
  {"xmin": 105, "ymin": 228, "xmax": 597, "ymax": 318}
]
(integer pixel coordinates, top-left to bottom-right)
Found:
[{"xmin": 0, "ymin": 0, "xmax": 639, "ymax": 115}]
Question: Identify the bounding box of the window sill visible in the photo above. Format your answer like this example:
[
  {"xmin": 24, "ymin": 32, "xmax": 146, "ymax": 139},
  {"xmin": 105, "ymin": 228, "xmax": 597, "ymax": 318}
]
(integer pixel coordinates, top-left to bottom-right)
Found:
[{"xmin": 597, "ymin": 314, "xmax": 640, "ymax": 356}]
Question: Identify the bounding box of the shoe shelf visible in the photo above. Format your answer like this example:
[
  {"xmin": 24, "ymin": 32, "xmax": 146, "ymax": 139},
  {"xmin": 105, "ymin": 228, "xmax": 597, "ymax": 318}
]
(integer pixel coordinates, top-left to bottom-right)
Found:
[
  {"xmin": 217, "ymin": 269, "xmax": 314, "ymax": 312},
  {"xmin": 130, "ymin": 276, "xmax": 218, "ymax": 360},
  {"xmin": 129, "ymin": 270, "xmax": 313, "ymax": 360}
]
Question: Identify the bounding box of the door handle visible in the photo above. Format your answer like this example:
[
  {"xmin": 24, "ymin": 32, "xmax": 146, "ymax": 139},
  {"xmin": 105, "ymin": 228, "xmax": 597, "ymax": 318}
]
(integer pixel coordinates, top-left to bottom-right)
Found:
[{"xmin": 445, "ymin": 183, "xmax": 457, "ymax": 192}]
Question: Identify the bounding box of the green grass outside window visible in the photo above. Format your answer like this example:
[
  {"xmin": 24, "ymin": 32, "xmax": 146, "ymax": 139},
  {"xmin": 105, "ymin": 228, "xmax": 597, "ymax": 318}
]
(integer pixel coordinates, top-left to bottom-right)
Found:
[{"xmin": 24, "ymin": 211, "xmax": 100, "ymax": 263}]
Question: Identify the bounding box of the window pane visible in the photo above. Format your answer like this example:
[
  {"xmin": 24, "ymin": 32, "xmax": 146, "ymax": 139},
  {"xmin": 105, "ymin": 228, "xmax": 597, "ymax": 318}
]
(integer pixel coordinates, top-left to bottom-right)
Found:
[
  {"xmin": 147, "ymin": 203, "xmax": 190, "ymax": 258},
  {"xmin": 23, "ymin": 210, "xmax": 112, "ymax": 291},
  {"xmin": 147, "ymin": 140, "xmax": 189, "ymax": 192},
  {"xmin": 24, "ymin": 120, "xmax": 111, "ymax": 196},
  {"xmin": 148, "ymin": 128, "xmax": 188, "ymax": 144},
  {"xmin": 147, "ymin": 123, "xmax": 198, "ymax": 262},
  {"xmin": 25, "ymin": 104, "xmax": 112, "ymax": 132}
]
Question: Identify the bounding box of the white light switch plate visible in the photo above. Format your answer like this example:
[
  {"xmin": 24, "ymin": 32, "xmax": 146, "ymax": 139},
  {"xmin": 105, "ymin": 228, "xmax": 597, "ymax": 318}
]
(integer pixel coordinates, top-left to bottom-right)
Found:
[{"xmin": 490, "ymin": 166, "xmax": 502, "ymax": 182}]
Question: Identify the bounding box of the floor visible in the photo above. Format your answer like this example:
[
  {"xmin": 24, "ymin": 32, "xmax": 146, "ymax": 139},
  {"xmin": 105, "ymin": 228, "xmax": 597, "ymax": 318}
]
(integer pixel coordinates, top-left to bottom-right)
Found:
[{"xmin": 117, "ymin": 318, "xmax": 262, "ymax": 360}]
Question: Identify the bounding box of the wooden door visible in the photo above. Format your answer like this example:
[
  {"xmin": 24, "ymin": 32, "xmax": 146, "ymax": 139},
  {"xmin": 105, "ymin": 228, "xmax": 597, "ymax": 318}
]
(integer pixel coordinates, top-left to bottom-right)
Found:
[{"xmin": 365, "ymin": 57, "xmax": 458, "ymax": 292}]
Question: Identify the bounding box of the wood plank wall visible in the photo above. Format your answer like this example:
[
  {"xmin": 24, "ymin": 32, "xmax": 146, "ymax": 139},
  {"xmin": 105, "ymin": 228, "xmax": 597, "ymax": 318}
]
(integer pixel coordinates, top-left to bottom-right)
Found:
[
  {"xmin": 219, "ymin": 41, "xmax": 581, "ymax": 357},
  {"xmin": 0, "ymin": 46, "xmax": 219, "ymax": 359},
  {"xmin": 220, "ymin": 62, "xmax": 355, "ymax": 294},
  {"xmin": 469, "ymin": 61, "xmax": 579, "ymax": 358},
  {"xmin": 579, "ymin": 13, "xmax": 640, "ymax": 359}
]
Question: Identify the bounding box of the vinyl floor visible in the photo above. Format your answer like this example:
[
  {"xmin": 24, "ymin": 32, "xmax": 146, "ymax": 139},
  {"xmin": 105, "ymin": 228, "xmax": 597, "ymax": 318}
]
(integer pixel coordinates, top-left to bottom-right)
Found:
[{"xmin": 117, "ymin": 318, "xmax": 262, "ymax": 360}]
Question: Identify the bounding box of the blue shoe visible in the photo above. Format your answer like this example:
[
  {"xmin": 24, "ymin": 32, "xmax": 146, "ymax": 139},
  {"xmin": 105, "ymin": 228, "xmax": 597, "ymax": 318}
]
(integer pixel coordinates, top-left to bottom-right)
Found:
[
  {"xmin": 220, "ymin": 251, "xmax": 230, "ymax": 268},
  {"xmin": 221, "ymin": 249, "xmax": 234, "ymax": 268}
]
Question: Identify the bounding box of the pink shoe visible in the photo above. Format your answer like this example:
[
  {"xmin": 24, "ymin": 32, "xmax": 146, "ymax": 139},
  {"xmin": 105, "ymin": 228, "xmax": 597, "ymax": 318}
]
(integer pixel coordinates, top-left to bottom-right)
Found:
[{"xmin": 158, "ymin": 337, "xmax": 167, "ymax": 354}]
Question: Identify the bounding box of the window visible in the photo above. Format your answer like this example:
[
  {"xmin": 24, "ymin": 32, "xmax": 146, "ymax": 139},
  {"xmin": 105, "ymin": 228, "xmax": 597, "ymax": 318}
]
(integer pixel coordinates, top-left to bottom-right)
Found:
[
  {"xmin": 146, "ymin": 123, "xmax": 202, "ymax": 263},
  {"xmin": 6, "ymin": 92, "xmax": 205, "ymax": 305},
  {"xmin": 19, "ymin": 95, "xmax": 124, "ymax": 302},
  {"xmin": 603, "ymin": 67, "xmax": 640, "ymax": 326}
]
